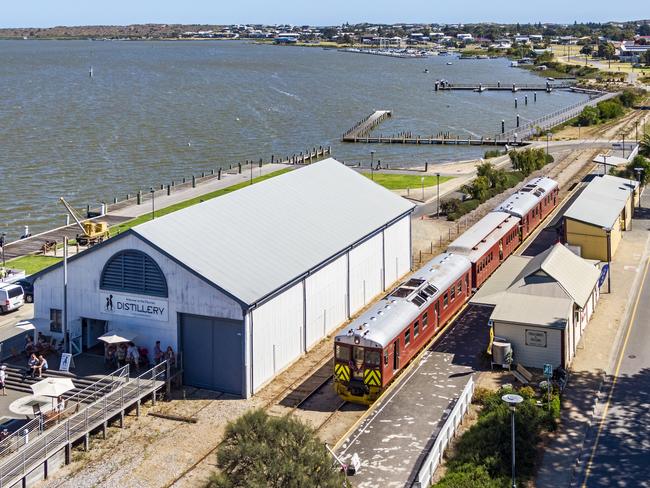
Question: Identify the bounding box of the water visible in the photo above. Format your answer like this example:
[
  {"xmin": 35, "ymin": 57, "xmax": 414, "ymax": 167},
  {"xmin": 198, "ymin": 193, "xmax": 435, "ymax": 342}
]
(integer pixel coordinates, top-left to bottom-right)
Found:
[{"xmin": 0, "ymin": 40, "xmax": 588, "ymax": 239}]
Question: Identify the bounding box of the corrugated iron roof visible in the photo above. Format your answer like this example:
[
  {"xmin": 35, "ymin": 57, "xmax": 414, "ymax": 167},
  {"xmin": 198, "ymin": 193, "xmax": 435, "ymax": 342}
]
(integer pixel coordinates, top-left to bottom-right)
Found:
[
  {"xmin": 491, "ymin": 294, "xmax": 571, "ymax": 329},
  {"xmin": 493, "ymin": 176, "xmax": 558, "ymax": 218},
  {"xmin": 447, "ymin": 211, "xmax": 519, "ymax": 263},
  {"xmin": 564, "ymin": 174, "xmax": 638, "ymax": 230},
  {"xmin": 133, "ymin": 159, "xmax": 415, "ymax": 306}
]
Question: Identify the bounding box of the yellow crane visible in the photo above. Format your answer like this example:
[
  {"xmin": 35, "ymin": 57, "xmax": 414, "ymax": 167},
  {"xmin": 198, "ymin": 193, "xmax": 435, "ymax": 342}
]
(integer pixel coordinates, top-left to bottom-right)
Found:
[{"xmin": 59, "ymin": 197, "xmax": 109, "ymax": 246}]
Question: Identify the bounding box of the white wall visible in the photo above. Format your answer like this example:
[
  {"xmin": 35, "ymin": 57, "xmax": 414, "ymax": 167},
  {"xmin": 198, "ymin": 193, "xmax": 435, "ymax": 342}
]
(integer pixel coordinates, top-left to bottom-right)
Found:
[
  {"xmin": 251, "ymin": 282, "xmax": 304, "ymax": 392},
  {"xmin": 34, "ymin": 233, "xmax": 243, "ymax": 355},
  {"xmin": 349, "ymin": 234, "xmax": 384, "ymax": 315},
  {"xmin": 383, "ymin": 216, "xmax": 411, "ymax": 288},
  {"xmin": 305, "ymin": 255, "xmax": 348, "ymax": 350},
  {"xmin": 494, "ymin": 321, "xmax": 563, "ymax": 369}
]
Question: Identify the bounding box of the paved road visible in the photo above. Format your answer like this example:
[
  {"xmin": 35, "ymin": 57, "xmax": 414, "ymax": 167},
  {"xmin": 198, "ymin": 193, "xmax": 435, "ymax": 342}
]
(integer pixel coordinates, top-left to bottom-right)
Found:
[{"xmin": 578, "ymin": 258, "xmax": 650, "ymax": 488}]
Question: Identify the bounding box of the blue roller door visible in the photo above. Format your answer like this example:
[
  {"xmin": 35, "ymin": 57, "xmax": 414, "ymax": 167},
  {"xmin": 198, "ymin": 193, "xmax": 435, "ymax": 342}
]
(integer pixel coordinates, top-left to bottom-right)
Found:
[{"xmin": 180, "ymin": 313, "xmax": 243, "ymax": 395}]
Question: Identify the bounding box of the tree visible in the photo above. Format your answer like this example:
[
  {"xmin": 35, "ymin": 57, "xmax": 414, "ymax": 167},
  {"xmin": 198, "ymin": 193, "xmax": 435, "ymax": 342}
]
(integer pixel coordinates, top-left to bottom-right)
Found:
[
  {"xmin": 597, "ymin": 42, "xmax": 615, "ymax": 59},
  {"xmin": 641, "ymin": 133, "xmax": 650, "ymax": 158},
  {"xmin": 580, "ymin": 44, "xmax": 594, "ymax": 56},
  {"xmin": 576, "ymin": 105, "xmax": 600, "ymax": 126},
  {"xmin": 462, "ymin": 175, "xmax": 491, "ymax": 202},
  {"xmin": 618, "ymin": 90, "xmax": 637, "ymax": 108},
  {"xmin": 209, "ymin": 410, "xmax": 346, "ymax": 488},
  {"xmin": 597, "ymin": 100, "xmax": 624, "ymax": 120},
  {"xmin": 435, "ymin": 463, "xmax": 505, "ymax": 488}
]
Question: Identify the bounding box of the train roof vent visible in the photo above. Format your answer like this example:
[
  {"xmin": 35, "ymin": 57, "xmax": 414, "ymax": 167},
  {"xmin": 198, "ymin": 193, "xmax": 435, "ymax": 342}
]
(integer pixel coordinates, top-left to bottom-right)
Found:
[
  {"xmin": 534, "ymin": 188, "xmax": 545, "ymax": 197},
  {"xmin": 411, "ymin": 295, "xmax": 426, "ymax": 307},
  {"xmin": 423, "ymin": 284, "xmax": 438, "ymax": 296}
]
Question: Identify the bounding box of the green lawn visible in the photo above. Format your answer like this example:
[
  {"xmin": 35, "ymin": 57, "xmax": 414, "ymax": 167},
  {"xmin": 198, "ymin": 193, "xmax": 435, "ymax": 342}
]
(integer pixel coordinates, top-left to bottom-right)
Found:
[
  {"xmin": 362, "ymin": 172, "xmax": 453, "ymax": 190},
  {"xmin": 110, "ymin": 168, "xmax": 293, "ymax": 236},
  {"xmin": 5, "ymin": 255, "xmax": 62, "ymax": 275}
]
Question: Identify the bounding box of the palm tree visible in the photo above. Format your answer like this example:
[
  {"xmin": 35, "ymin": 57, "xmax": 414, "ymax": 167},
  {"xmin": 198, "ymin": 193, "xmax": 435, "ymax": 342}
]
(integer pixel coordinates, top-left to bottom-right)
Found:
[{"xmin": 640, "ymin": 132, "xmax": 650, "ymax": 157}]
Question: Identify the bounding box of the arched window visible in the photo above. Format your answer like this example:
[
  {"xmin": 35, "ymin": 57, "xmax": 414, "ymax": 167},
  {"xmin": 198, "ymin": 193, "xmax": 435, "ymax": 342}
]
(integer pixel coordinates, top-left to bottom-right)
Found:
[{"xmin": 100, "ymin": 250, "xmax": 168, "ymax": 297}]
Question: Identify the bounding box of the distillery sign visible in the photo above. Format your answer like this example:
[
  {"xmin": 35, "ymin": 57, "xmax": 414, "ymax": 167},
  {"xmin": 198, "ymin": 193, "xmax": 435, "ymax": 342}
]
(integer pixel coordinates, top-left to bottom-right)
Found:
[{"xmin": 100, "ymin": 292, "xmax": 168, "ymax": 322}]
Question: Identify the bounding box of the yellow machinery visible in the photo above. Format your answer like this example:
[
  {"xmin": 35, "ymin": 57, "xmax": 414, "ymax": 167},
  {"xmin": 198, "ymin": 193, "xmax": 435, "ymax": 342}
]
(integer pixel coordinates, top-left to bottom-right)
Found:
[{"xmin": 60, "ymin": 198, "xmax": 110, "ymax": 246}]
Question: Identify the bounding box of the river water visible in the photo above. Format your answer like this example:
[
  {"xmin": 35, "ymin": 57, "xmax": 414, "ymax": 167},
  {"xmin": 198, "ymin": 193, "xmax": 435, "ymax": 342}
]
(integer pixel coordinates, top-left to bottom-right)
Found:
[{"xmin": 0, "ymin": 40, "xmax": 588, "ymax": 238}]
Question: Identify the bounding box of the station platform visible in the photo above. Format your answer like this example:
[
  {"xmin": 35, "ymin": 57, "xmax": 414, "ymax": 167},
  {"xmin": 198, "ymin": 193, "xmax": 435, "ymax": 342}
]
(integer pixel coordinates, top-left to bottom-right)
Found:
[{"xmin": 337, "ymin": 305, "xmax": 491, "ymax": 487}]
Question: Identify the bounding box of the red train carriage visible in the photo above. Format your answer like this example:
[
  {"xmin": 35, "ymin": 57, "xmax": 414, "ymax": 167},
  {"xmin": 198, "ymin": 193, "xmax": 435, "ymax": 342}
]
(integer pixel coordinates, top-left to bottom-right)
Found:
[
  {"xmin": 334, "ymin": 253, "xmax": 471, "ymax": 405},
  {"xmin": 493, "ymin": 177, "xmax": 559, "ymax": 239},
  {"xmin": 447, "ymin": 211, "xmax": 520, "ymax": 290}
]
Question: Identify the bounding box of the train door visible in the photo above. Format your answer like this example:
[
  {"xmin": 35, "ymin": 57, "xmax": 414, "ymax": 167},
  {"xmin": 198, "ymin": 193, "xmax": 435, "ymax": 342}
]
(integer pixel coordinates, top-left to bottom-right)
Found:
[
  {"xmin": 393, "ymin": 341, "xmax": 400, "ymax": 370},
  {"xmin": 434, "ymin": 302, "xmax": 440, "ymax": 330}
]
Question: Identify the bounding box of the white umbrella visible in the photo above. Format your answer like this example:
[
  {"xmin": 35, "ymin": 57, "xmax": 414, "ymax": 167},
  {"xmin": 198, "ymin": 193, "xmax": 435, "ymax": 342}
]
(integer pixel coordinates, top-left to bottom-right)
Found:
[
  {"xmin": 98, "ymin": 330, "xmax": 136, "ymax": 344},
  {"xmin": 30, "ymin": 378, "xmax": 75, "ymax": 398},
  {"xmin": 15, "ymin": 321, "xmax": 36, "ymax": 331}
]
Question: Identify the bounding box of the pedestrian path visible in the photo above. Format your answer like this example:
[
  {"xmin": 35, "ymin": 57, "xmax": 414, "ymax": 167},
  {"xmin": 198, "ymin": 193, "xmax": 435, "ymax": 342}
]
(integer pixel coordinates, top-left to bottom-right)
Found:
[{"xmin": 536, "ymin": 187, "xmax": 650, "ymax": 488}]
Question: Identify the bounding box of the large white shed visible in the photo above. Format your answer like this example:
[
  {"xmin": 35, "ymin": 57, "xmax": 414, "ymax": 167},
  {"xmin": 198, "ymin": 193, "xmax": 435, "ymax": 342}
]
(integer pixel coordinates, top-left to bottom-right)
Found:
[{"xmin": 32, "ymin": 159, "xmax": 414, "ymax": 397}]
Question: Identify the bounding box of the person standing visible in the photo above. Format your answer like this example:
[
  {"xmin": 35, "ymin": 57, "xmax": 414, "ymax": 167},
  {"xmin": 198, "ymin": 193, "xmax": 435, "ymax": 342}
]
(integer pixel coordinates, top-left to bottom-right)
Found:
[
  {"xmin": 0, "ymin": 365, "xmax": 6, "ymax": 396},
  {"xmin": 153, "ymin": 341, "xmax": 163, "ymax": 364}
]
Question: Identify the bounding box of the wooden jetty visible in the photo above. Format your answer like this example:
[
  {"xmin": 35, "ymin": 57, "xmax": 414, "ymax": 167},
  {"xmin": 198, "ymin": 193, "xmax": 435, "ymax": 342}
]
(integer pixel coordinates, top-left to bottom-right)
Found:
[
  {"xmin": 343, "ymin": 110, "xmax": 392, "ymax": 141},
  {"xmin": 343, "ymin": 134, "xmax": 523, "ymax": 146},
  {"xmin": 434, "ymin": 81, "xmax": 573, "ymax": 92}
]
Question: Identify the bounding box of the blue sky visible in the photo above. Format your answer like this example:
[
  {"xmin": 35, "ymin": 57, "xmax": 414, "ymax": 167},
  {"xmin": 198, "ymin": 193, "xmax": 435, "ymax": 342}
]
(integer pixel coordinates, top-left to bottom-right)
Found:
[{"xmin": 1, "ymin": 0, "xmax": 646, "ymax": 28}]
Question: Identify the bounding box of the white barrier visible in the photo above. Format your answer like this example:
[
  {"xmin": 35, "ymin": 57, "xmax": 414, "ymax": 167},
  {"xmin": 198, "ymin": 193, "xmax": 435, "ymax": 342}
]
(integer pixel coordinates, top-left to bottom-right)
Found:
[{"xmin": 412, "ymin": 376, "xmax": 475, "ymax": 488}]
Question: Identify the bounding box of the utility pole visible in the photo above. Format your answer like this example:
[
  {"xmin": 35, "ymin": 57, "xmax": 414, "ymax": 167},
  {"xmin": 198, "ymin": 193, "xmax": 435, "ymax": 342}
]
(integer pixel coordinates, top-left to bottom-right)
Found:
[
  {"xmin": 436, "ymin": 173, "xmax": 441, "ymax": 218},
  {"xmin": 150, "ymin": 187, "xmax": 155, "ymax": 220},
  {"xmin": 0, "ymin": 233, "xmax": 5, "ymax": 271},
  {"xmin": 370, "ymin": 150, "xmax": 375, "ymax": 181}
]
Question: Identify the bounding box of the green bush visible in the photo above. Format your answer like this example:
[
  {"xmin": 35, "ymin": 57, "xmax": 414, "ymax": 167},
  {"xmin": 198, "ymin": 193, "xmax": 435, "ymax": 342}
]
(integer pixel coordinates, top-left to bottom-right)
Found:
[
  {"xmin": 518, "ymin": 386, "xmax": 536, "ymax": 400},
  {"xmin": 576, "ymin": 105, "xmax": 600, "ymax": 126},
  {"xmin": 434, "ymin": 463, "xmax": 506, "ymax": 488},
  {"xmin": 509, "ymin": 148, "xmax": 552, "ymax": 176},
  {"xmin": 472, "ymin": 387, "xmax": 494, "ymax": 406},
  {"xmin": 484, "ymin": 149, "xmax": 504, "ymax": 159},
  {"xmin": 596, "ymin": 100, "xmax": 624, "ymax": 120}
]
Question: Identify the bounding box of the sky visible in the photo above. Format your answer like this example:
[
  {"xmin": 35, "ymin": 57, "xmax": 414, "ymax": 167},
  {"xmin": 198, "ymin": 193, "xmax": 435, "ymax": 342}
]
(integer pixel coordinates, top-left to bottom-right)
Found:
[{"xmin": 1, "ymin": 0, "xmax": 647, "ymax": 28}]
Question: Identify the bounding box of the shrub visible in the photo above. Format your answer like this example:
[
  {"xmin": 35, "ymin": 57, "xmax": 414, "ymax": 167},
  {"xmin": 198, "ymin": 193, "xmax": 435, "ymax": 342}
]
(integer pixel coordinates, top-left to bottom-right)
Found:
[
  {"xmin": 618, "ymin": 90, "xmax": 637, "ymax": 108},
  {"xmin": 484, "ymin": 149, "xmax": 504, "ymax": 159},
  {"xmin": 509, "ymin": 148, "xmax": 551, "ymax": 176},
  {"xmin": 435, "ymin": 463, "xmax": 506, "ymax": 488},
  {"xmin": 472, "ymin": 387, "xmax": 494, "ymax": 406},
  {"xmin": 209, "ymin": 409, "xmax": 346, "ymax": 488},
  {"xmin": 596, "ymin": 100, "xmax": 624, "ymax": 120},
  {"xmin": 518, "ymin": 386, "xmax": 536, "ymax": 400},
  {"xmin": 575, "ymin": 105, "xmax": 600, "ymax": 126},
  {"xmin": 441, "ymin": 198, "xmax": 461, "ymax": 216}
]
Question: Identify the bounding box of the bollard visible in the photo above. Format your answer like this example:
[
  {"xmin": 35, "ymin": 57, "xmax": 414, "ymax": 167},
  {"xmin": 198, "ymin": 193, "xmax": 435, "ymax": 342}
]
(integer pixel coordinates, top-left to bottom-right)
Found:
[
  {"xmin": 137, "ymin": 191, "xmax": 142, "ymax": 205},
  {"xmin": 201, "ymin": 171, "xmax": 205, "ymax": 178},
  {"xmin": 425, "ymin": 162, "xmax": 428, "ymax": 172},
  {"xmin": 218, "ymin": 168, "xmax": 222, "ymax": 180},
  {"xmin": 271, "ymin": 154, "xmax": 274, "ymax": 163},
  {"xmin": 86, "ymin": 204, "xmax": 90, "ymax": 217},
  {"xmin": 534, "ymin": 92, "xmax": 537, "ymax": 102},
  {"xmin": 182, "ymin": 177, "xmax": 186, "ymax": 183},
  {"xmin": 113, "ymin": 197, "xmax": 117, "ymax": 204},
  {"xmin": 238, "ymin": 162, "xmax": 242, "ymax": 174},
  {"xmin": 171, "ymin": 180, "xmax": 175, "ymax": 187},
  {"xmin": 515, "ymin": 98, "xmax": 518, "ymax": 109},
  {"xmin": 525, "ymin": 95, "xmax": 528, "ymax": 105},
  {"xmin": 259, "ymin": 158, "xmax": 263, "ymax": 167},
  {"xmin": 126, "ymin": 193, "xmax": 130, "ymax": 200},
  {"xmin": 192, "ymin": 175, "xmax": 196, "ymax": 188},
  {"xmin": 160, "ymin": 184, "xmax": 164, "ymax": 190},
  {"xmin": 501, "ymin": 120, "xmax": 505, "ymax": 134},
  {"xmin": 211, "ymin": 169, "xmax": 214, "ymax": 175},
  {"xmin": 167, "ymin": 184, "xmax": 171, "ymax": 196},
  {"xmin": 517, "ymin": 114, "xmax": 520, "ymax": 128}
]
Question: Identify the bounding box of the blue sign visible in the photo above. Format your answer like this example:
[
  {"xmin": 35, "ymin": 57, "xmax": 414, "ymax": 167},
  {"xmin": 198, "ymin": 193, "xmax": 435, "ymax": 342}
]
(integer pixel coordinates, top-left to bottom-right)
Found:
[
  {"xmin": 543, "ymin": 363, "xmax": 553, "ymax": 378},
  {"xmin": 598, "ymin": 264, "xmax": 609, "ymax": 288}
]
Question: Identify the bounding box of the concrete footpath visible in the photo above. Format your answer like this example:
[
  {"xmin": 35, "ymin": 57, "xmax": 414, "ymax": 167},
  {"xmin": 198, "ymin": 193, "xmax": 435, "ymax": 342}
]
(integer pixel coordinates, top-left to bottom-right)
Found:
[{"xmin": 536, "ymin": 187, "xmax": 650, "ymax": 487}]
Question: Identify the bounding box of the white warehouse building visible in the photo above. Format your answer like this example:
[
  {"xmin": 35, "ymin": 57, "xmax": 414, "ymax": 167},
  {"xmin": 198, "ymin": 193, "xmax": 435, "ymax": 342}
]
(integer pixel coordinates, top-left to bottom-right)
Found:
[{"xmin": 32, "ymin": 159, "xmax": 415, "ymax": 397}]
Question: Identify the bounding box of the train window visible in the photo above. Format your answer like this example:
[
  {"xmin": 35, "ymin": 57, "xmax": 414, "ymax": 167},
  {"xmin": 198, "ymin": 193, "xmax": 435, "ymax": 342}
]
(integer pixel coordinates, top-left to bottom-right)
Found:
[
  {"xmin": 383, "ymin": 349, "xmax": 389, "ymax": 366},
  {"xmin": 405, "ymin": 328, "xmax": 411, "ymax": 346},
  {"xmin": 450, "ymin": 286, "xmax": 455, "ymax": 300},
  {"xmin": 457, "ymin": 281, "xmax": 462, "ymax": 295},
  {"xmin": 353, "ymin": 346, "xmax": 364, "ymax": 363},
  {"xmin": 465, "ymin": 274, "xmax": 469, "ymax": 290},
  {"xmin": 365, "ymin": 350, "xmax": 381, "ymax": 367},
  {"xmin": 335, "ymin": 344, "xmax": 351, "ymax": 362},
  {"xmin": 414, "ymin": 321, "xmax": 419, "ymax": 337},
  {"xmin": 443, "ymin": 293, "xmax": 448, "ymax": 308},
  {"xmin": 423, "ymin": 312, "xmax": 428, "ymax": 329}
]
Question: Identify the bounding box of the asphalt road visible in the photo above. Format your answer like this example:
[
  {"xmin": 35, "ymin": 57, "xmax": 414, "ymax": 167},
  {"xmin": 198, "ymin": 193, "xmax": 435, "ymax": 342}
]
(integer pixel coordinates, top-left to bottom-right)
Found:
[{"xmin": 579, "ymin": 259, "xmax": 650, "ymax": 488}]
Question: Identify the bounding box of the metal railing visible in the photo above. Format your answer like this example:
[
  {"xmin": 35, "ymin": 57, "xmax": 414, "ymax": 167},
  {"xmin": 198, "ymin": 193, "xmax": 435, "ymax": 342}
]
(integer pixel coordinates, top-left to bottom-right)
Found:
[
  {"xmin": 412, "ymin": 376, "xmax": 475, "ymax": 488},
  {"xmin": 0, "ymin": 365, "xmax": 130, "ymax": 459},
  {"xmin": 0, "ymin": 361, "xmax": 168, "ymax": 487}
]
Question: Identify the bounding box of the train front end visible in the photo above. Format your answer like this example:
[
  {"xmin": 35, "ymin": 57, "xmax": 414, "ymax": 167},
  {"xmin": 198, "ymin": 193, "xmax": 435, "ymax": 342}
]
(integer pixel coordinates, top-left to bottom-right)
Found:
[{"xmin": 333, "ymin": 326, "xmax": 384, "ymax": 405}]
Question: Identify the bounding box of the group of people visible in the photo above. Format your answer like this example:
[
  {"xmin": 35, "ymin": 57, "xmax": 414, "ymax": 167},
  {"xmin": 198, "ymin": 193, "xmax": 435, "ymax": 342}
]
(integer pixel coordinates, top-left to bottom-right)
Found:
[
  {"xmin": 24, "ymin": 332, "xmax": 53, "ymax": 356},
  {"xmin": 27, "ymin": 353, "xmax": 48, "ymax": 379},
  {"xmin": 105, "ymin": 341, "xmax": 175, "ymax": 370}
]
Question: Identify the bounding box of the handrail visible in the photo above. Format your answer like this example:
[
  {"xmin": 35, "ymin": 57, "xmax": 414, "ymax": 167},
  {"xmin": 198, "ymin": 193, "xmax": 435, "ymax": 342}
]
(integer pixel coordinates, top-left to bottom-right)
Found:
[
  {"xmin": 0, "ymin": 364, "xmax": 130, "ymax": 459},
  {"xmin": 0, "ymin": 361, "xmax": 168, "ymax": 487}
]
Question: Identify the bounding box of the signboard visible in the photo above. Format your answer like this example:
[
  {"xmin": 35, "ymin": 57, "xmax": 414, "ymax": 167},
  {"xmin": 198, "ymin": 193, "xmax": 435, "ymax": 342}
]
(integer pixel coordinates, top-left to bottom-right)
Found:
[
  {"xmin": 99, "ymin": 292, "xmax": 168, "ymax": 322},
  {"xmin": 59, "ymin": 353, "xmax": 73, "ymax": 372},
  {"xmin": 525, "ymin": 329, "xmax": 547, "ymax": 348},
  {"xmin": 598, "ymin": 264, "xmax": 609, "ymax": 288},
  {"xmin": 543, "ymin": 363, "xmax": 553, "ymax": 378}
]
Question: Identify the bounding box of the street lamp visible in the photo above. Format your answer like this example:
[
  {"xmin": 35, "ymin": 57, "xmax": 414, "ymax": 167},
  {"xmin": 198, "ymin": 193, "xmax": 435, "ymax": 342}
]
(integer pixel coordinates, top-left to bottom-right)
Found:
[
  {"xmin": 150, "ymin": 187, "xmax": 155, "ymax": 221},
  {"xmin": 436, "ymin": 173, "xmax": 441, "ymax": 218},
  {"xmin": 546, "ymin": 132, "xmax": 551, "ymax": 157},
  {"xmin": 603, "ymin": 154, "xmax": 607, "ymax": 176},
  {"xmin": 370, "ymin": 151, "xmax": 375, "ymax": 180},
  {"xmin": 421, "ymin": 176, "xmax": 425, "ymax": 201},
  {"xmin": 0, "ymin": 232, "xmax": 5, "ymax": 270},
  {"xmin": 502, "ymin": 393, "xmax": 524, "ymax": 488}
]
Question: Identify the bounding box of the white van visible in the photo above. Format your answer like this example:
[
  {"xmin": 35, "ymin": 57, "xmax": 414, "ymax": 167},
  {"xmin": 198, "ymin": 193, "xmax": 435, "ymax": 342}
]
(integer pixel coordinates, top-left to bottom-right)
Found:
[{"xmin": 0, "ymin": 283, "xmax": 24, "ymax": 313}]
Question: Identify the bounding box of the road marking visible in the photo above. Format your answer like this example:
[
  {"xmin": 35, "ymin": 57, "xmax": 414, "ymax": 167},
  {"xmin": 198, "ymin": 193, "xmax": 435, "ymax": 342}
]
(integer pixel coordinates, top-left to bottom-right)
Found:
[{"xmin": 581, "ymin": 257, "xmax": 650, "ymax": 488}]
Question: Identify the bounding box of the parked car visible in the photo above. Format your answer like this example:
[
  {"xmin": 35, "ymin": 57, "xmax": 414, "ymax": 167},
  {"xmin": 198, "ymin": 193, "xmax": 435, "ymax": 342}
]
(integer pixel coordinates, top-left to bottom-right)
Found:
[
  {"xmin": 14, "ymin": 279, "xmax": 34, "ymax": 303},
  {"xmin": 0, "ymin": 283, "xmax": 24, "ymax": 313}
]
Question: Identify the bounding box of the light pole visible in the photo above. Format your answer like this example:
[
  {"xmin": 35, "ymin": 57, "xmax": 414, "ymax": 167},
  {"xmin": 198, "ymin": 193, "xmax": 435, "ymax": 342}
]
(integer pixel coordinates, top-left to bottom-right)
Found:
[
  {"xmin": 421, "ymin": 176, "xmax": 425, "ymax": 201},
  {"xmin": 0, "ymin": 232, "xmax": 5, "ymax": 271},
  {"xmin": 634, "ymin": 167, "xmax": 643, "ymax": 210},
  {"xmin": 622, "ymin": 132, "xmax": 626, "ymax": 159},
  {"xmin": 636, "ymin": 121, "xmax": 639, "ymax": 143},
  {"xmin": 150, "ymin": 187, "xmax": 155, "ymax": 221},
  {"xmin": 546, "ymin": 132, "xmax": 551, "ymax": 157},
  {"xmin": 436, "ymin": 173, "xmax": 441, "ymax": 218},
  {"xmin": 502, "ymin": 393, "xmax": 524, "ymax": 488},
  {"xmin": 370, "ymin": 151, "xmax": 375, "ymax": 180},
  {"xmin": 603, "ymin": 154, "xmax": 607, "ymax": 175}
]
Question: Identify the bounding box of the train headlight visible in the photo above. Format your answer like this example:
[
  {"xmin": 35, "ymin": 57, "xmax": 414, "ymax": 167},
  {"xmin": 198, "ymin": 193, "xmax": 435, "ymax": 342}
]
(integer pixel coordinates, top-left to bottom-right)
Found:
[{"xmin": 354, "ymin": 336, "xmax": 360, "ymax": 344}]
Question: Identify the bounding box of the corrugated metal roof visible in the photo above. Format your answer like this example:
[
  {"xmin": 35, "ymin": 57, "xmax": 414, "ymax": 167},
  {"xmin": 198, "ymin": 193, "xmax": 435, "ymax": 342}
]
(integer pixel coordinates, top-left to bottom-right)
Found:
[
  {"xmin": 491, "ymin": 294, "xmax": 571, "ymax": 329},
  {"xmin": 448, "ymin": 212, "xmax": 519, "ymax": 263},
  {"xmin": 564, "ymin": 174, "xmax": 638, "ymax": 229},
  {"xmin": 335, "ymin": 253, "xmax": 471, "ymax": 348},
  {"xmin": 493, "ymin": 176, "xmax": 558, "ymax": 218},
  {"xmin": 471, "ymin": 256, "xmax": 531, "ymax": 306},
  {"xmin": 133, "ymin": 159, "xmax": 415, "ymax": 306}
]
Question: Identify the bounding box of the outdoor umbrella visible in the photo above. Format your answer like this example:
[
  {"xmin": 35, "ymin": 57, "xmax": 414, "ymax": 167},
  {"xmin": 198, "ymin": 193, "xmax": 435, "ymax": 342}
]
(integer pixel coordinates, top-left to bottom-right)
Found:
[
  {"xmin": 30, "ymin": 377, "xmax": 75, "ymax": 398},
  {"xmin": 15, "ymin": 321, "xmax": 36, "ymax": 331},
  {"xmin": 98, "ymin": 330, "xmax": 136, "ymax": 344}
]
